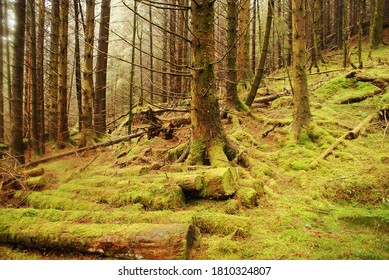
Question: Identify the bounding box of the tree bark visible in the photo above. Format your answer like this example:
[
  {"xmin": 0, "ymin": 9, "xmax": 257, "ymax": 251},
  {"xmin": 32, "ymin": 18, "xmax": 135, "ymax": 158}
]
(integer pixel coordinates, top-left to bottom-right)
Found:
[
  {"xmin": 226, "ymin": 0, "xmax": 247, "ymax": 111},
  {"xmin": 11, "ymin": 0, "xmax": 27, "ymax": 164},
  {"xmin": 369, "ymin": 0, "xmax": 385, "ymax": 48},
  {"xmin": 0, "ymin": 211, "xmax": 197, "ymax": 260},
  {"xmin": 57, "ymin": 0, "xmax": 69, "ymax": 148},
  {"xmin": 188, "ymin": 0, "xmax": 238, "ymax": 166},
  {"xmin": 237, "ymin": 0, "xmax": 251, "ymax": 81},
  {"xmin": 245, "ymin": 0, "xmax": 274, "ymax": 107},
  {"xmin": 74, "ymin": 0, "xmax": 82, "ymax": 132},
  {"xmin": 94, "ymin": 0, "xmax": 111, "ymax": 136},
  {"xmin": 37, "ymin": 0, "xmax": 45, "ymax": 154},
  {"xmin": 0, "ymin": 0, "xmax": 4, "ymax": 142},
  {"xmin": 48, "ymin": 0, "xmax": 59, "ymax": 142},
  {"xmin": 292, "ymin": 0, "xmax": 312, "ymax": 140},
  {"xmin": 79, "ymin": 0, "xmax": 96, "ymax": 147}
]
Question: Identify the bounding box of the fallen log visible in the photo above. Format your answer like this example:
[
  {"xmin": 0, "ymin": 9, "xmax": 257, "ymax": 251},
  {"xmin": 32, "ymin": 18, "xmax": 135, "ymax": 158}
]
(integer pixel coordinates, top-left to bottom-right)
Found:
[
  {"xmin": 310, "ymin": 114, "xmax": 375, "ymax": 168},
  {"xmin": 338, "ymin": 88, "xmax": 382, "ymax": 104},
  {"xmin": 23, "ymin": 130, "xmax": 145, "ymax": 169},
  {"xmin": 0, "ymin": 210, "xmax": 197, "ymax": 259}
]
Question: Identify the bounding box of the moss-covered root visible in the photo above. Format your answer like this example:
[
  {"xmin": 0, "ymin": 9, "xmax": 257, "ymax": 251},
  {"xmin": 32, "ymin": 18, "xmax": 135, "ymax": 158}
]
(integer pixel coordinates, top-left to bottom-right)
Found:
[{"xmin": 0, "ymin": 211, "xmax": 198, "ymax": 260}]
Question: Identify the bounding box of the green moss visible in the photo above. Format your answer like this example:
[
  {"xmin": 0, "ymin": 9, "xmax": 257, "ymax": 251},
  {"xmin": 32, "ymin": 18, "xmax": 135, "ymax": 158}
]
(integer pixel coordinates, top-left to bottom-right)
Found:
[
  {"xmin": 235, "ymin": 187, "xmax": 259, "ymax": 208},
  {"xmin": 192, "ymin": 213, "xmax": 251, "ymax": 235},
  {"xmin": 188, "ymin": 140, "xmax": 206, "ymax": 165},
  {"xmin": 271, "ymin": 96, "xmax": 293, "ymax": 109}
]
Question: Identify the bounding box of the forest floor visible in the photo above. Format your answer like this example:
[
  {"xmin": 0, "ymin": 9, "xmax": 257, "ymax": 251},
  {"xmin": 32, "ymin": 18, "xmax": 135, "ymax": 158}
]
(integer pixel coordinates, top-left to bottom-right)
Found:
[{"xmin": 1, "ymin": 43, "xmax": 388, "ymax": 260}]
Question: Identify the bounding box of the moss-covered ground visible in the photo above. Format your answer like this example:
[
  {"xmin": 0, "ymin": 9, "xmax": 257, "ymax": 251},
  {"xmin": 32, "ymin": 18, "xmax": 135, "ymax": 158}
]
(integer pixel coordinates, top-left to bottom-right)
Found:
[{"xmin": 0, "ymin": 44, "xmax": 388, "ymax": 260}]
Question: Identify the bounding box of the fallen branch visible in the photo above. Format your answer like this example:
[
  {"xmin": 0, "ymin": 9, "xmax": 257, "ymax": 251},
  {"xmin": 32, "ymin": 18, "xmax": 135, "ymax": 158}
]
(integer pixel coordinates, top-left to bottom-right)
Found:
[
  {"xmin": 268, "ymin": 69, "xmax": 343, "ymax": 80},
  {"xmin": 310, "ymin": 114, "xmax": 375, "ymax": 168},
  {"xmin": 23, "ymin": 130, "xmax": 146, "ymax": 169}
]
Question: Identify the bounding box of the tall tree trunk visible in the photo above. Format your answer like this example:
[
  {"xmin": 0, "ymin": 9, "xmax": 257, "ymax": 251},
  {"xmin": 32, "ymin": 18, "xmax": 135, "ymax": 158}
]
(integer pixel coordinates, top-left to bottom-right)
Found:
[
  {"xmin": 74, "ymin": 0, "xmax": 82, "ymax": 132},
  {"xmin": 11, "ymin": 0, "xmax": 27, "ymax": 164},
  {"xmin": 336, "ymin": 0, "xmax": 344, "ymax": 50},
  {"xmin": 48, "ymin": 0, "xmax": 59, "ymax": 142},
  {"xmin": 245, "ymin": 0, "xmax": 274, "ymax": 107},
  {"xmin": 29, "ymin": 0, "xmax": 40, "ymax": 155},
  {"xmin": 128, "ymin": 0, "xmax": 137, "ymax": 135},
  {"xmin": 162, "ymin": 7, "xmax": 168, "ymax": 103},
  {"xmin": 149, "ymin": 5, "xmax": 154, "ymax": 102},
  {"xmin": 287, "ymin": 0, "xmax": 292, "ymax": 66},
  {"xmin": 358, "ymin": 0, "xmax": 364, "ymax": 69},
  {"xmin": 343, "ymin": 0, "xmax": 351, "ymax": 68},
  {"xmin": 169, "ymin": 1, "xmax": 177, "ymax": 101},
  {"xmin": 37, "ymin": 0, "xmax": 45, "ymax": 154},
  {"xmin": 4, "ymin": 0, "xmax": 12, "ymax": 126},
  {"xmin": 369, "ymin": 0, "xmax": 385, "ymax": 48},
  {"xmin": 292, "ymin": 0, "xmax": 312, "ymax": 140},
  {"xmin": 0, "ymin": 0, "xmax": 4, "ymax": 143},
  {"xmin": 188, "ymin": 0, "xmax": 237, "ymax": 166},
  {"xmin": 251, "ymin": 0, "xmax": 257, "ymax": 74},
  {"xmin": 237, "ymin": 0, "xmax": 251, "ymax": 81},
  {"xmin": 79, "ymin": 0, "xmax": 95, "ymax": 147},
  {"xmin": 57, "ymin": 0, "xmax": 69, "ymax": 148},
  {"xmin": 226, "ymin": 0, "xmax": 247, "ymax": 111},
  {"xmin": 94, "ymin": 0, "xmax": 111, "ymax": 136}
]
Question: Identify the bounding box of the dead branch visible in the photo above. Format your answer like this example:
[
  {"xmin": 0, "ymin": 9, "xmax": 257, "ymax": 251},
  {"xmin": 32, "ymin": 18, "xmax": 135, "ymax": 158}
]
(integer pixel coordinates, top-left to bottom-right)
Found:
[
  {"xmin": 23, "ymin": 130, "xmax": 146, "ymax": 169},
  {"xmin": 310, "ymin": 114, "xmax": 375, "ymax": 168}
]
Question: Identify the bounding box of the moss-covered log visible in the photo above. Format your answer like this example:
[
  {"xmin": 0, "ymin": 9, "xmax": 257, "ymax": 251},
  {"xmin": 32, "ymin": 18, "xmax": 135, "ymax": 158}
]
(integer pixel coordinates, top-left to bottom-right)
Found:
[
  {"xmin": 200, "ymin": 168, "xmax": 238, "ymax": 198},
  {"xmin": 175, "ymin": 175, "xmax": 203, "ymax": 192},
  {"xmin": 0, "ymin": 210, "xmax": 197, "ymax": 259}
]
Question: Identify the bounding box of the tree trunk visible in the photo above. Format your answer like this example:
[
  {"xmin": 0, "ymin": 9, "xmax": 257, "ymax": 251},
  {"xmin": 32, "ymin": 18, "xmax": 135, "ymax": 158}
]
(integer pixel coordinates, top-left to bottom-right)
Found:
[
  {"xmin": 57, "ymin": 0, "xmax": 69, "ymax": 148},
  {"xmin": 162, "ymin": 8, "xmax": 168, "ymax": 103},
  {"xmin": 30, "ymin": 0, "xmax": 39, "ymax": 154},
  {"xmin": 237, "ymin": 0, "xmax": 251, "ymax": 81},
  {"xmin": 188, "ymin": 0, "xmax": 238, "ymax": 166},
  {"xmin": 74, "ymin": 0, "xmax": 82, "ymax": 132},
  {"xmin": 358, "ymin": 0, "xmax": 364, "ymax": 69},
  {"xmin": 169, "ymin": 1, "xmax": 177, "ymax": 101},
  {"xmin": 369, "ymin": 0, "xmax": 385, "ymax": 48},
  {"xmin": 245, "ymin": 0, "xmax": 274, "ymax": 107},
  {"xmin": 149, "ymin": 5, "xmax": 154, "ymax": 102},
  {"xmin": 0, "ymin": 210, "xmax": 197, "ymax": 260},
  {"xmin": 94, "ymin": 0, "xmax": 111, "ymax": 136},
  {"xmin": 128, "ymin": 0, "xmax": 137, "ymax": 135},
  {"xmin": 0, "ymin": 0, "xmax": 4, "ymax": 143},
  {"xmin": 251, "ymin": 0, "xmax": 257, "ymax": 74},
  {"xmin": 226, "ymin": 0, "xmax": 247, "ymax": 111},
  {"xmin": 79, "ymin": 0, "xmax": 95, "ymax": 147},
  {"xmin": 10, "ymin": 0, "xmax": 27, "ymax": 164},
  {"xmin": 292, "ymin": 0, "xmax": 312, "ymax": 140},
  {"xmin": 48, "ymin": 0, "xmax": 59, "ymax": 142},
  {"xmin": 37, "ymin": 0, "xmax": 45, "ymax": 154}
]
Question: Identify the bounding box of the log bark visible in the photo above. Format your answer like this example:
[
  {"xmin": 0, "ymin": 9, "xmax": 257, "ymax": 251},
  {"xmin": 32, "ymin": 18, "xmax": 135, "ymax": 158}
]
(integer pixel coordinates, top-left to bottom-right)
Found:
[
  {"xmin": 23, "ymin": 130, "xmax": 145, "ymax": 168},
  {"xmin": 0, "ymin": 211, "xmax": 197, "ymax": 259},
  {"xmin": 175, "ymin": 174, "xmax": 203, "ymax": 192},
  {"xmin": 310, "ymin": 114, "xmax": 375, "ymax": 168}
]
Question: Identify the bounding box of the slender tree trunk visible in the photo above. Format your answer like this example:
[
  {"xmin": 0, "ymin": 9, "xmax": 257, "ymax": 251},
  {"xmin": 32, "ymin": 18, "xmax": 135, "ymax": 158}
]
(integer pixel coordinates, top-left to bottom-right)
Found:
[
  {"xmin": 74, "ymin": 0, "xmax": 82, "ymax": 132},
  {"xmin": 48, "ymin": 0, "xmax": 59, "ymax": 142},
  {"xmin": 336, "ymin": 0, "xmax": 344, "ymax": 50},
  {"xmin": 358, "ymin": 0, "xmax": 364, "ymax": 69},
  {"xmin": 188, "ymin": 0, "xmax": 237, "ymax": 166},
  {"xmin": 237, "ymin": 0, "xmax": 251, "ymax": 81},
  {"xmin": 11, "ymin": 0, "xmax": 27, "ymax": 164},
  {"xmin": 37, "ymin": 0, "xmax": 45, "ymax": 154},
  {"xmin": 226, "ymin": 0, "xmax": 247, "ymax": 111},
  {"xmin": 369, "ymin": 0, "xmax": 385, "ymax": 48},
  {"xmin": 138, "ymin": 28, "xmax": 144, "ymax": 106},
  {"xmin": 128, "ymin": 0, "xmax": 137, "ymax": 135},
  {"xmin": 149, "ymin": 5, "xmax": 154, "ymax": 102},
  {"xmin": 79, "ymin": 0, "xmax": 95, "ymax": 147},
  {"xmin": 162, "ymin": 8, "xmax": 168, "ymax": 103},
  {"xmin": 287, "ymin": 0, "xmax": 292, "ymax": 66},
  {"xmin": 57, "ymin": 0, "xmax": 69, "ymax": 148},
  {"xmin": 169, "ymin": 1, "xmax": 177, "ymax": 101},
  {"xmin": 94, "ymin": 0, "xmax": 111, "ymax": 136},
  {"xmin": 251, "ymin": 0, "xmax": 257, "ymax": 74},
  {"xmin": 4, "ymin": 1, "xmax": 12, "ymax": 126},
  {"xmin": 343, "ymin": 0, "xmax": 351, "ymax": 68},
  {"xmin": 245, "ymin": 0, "xmax": 274, "ymax": 107},
  {"xmin": 0, "ymin": 0, "xmax": 4, "ymax": 143},
  {"xmin": 292, "ymin": 0, "xmax": 312, "ymax": 141},
  {"xmin": 29, "ymin": 0, "xmax": 40, "ymax": 155}
]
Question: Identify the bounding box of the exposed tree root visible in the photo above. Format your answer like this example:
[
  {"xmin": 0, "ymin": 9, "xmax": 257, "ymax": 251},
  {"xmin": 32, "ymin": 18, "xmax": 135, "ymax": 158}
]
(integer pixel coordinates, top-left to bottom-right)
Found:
[{"xmin": 310, "ymin": 114, "xmax": 375, "ymax": 168}]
